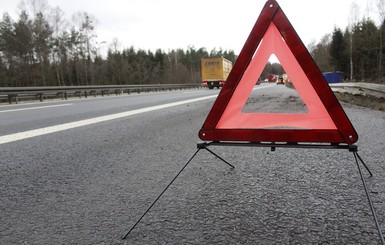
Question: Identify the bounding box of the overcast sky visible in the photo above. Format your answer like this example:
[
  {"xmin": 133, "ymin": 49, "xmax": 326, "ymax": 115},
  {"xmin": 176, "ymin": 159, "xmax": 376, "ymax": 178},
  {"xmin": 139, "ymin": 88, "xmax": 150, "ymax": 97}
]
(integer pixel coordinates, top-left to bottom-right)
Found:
[{"xmin": 1, "ymin": 0, "xmax": 380, "ymax": 55}]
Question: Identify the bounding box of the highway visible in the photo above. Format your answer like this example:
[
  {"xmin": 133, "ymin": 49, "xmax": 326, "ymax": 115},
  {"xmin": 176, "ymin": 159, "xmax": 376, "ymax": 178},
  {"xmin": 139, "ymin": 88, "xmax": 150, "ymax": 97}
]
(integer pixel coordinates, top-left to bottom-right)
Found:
[
  {"xmin": 0, "ymin": 88, "xmax": 222, "ymax": 138},
  {"xmin": 1, "ymin": 84, "xmax": 384, "ymax": 244}
]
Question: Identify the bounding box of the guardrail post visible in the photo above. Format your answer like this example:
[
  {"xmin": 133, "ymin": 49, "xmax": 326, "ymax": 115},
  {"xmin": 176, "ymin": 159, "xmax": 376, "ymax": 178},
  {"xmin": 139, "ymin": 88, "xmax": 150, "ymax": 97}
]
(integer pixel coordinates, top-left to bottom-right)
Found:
[
  {"xmin": 57, "ymin": 92, "xmax": 64, "ymax": 100},
  {"xmin": 8, "ymin": 94, "xmax": 18, "ymax": 104}
]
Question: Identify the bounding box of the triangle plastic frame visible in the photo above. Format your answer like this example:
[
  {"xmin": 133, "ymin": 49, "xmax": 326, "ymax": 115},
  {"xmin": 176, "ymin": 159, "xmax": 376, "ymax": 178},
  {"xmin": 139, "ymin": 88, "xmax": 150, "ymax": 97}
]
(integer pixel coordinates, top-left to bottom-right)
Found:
[{"xmin": 198, "ymin": 0, "xmax": 358, "ymax": 145}]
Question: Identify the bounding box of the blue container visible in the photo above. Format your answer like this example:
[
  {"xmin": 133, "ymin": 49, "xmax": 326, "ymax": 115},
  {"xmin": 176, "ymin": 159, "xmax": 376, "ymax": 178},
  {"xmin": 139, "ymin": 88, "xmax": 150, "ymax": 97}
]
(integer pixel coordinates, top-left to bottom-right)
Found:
[{"xmin": 323, "ymin": 71, "xmax": 344, "ymax": 83}]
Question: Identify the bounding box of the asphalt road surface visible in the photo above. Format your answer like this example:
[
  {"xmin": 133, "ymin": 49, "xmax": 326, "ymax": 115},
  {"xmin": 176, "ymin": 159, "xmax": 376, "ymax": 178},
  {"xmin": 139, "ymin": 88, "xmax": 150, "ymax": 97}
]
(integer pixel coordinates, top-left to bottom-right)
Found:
[{"xmin": 1, "ymin": 84, "xmax": 384, "ymax": 244}]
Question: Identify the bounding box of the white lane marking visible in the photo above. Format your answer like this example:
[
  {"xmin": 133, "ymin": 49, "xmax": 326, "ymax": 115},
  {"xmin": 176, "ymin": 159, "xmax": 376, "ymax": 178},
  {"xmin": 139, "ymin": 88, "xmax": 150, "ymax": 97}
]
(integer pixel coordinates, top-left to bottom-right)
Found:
[
  {"xmin": 0, "ymin": 85, "xmax": 275, "ymax": 145},
  {"xmin": 0, "ymin": 95, "xmax": 217, "ymax": 145},
  {"xmin": 0, "ymin": 104, "xmax": 73, "ymax": 113}
]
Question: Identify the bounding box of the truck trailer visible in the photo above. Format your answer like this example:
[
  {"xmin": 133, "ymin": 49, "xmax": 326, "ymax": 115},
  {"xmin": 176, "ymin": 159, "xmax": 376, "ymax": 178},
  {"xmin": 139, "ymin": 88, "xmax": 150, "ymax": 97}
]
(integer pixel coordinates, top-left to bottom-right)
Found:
[{"xmin": 201, "ymin": 57, "xmax": 232, "ymax": 89}]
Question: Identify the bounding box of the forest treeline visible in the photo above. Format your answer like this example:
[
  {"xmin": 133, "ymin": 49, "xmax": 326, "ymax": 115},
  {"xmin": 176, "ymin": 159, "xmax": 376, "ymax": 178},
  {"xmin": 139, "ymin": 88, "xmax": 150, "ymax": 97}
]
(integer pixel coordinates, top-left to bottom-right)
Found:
[
  {"xmin": 0, "ymin": 5, "xmax": 237, "ymax": 87},
  {"xmin": 311, "ymin": 18, "xmax": 385, "ymax": 83},
  {"xmin": 0, "ymin": 1, "xmax": 384, "ymax": 87}
]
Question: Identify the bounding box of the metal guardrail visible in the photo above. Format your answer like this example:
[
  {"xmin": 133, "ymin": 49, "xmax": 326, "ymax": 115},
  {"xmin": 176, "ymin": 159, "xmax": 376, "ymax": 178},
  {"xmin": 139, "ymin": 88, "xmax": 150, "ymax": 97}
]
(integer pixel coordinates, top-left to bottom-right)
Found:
[
  {"xmin": 1, "ymin": 82, "xmax": 383, "ymax": 105},
  {"xmin": 0, "ymin": 84, "xmax": 204, "ymax": 104}
]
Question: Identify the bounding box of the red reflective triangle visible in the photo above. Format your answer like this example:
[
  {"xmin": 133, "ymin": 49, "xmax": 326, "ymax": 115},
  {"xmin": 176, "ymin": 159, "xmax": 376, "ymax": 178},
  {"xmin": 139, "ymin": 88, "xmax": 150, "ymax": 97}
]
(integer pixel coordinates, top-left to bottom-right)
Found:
[{"xmin": 199, "ymin": 0, "xmax": 358, "ymax": 144}]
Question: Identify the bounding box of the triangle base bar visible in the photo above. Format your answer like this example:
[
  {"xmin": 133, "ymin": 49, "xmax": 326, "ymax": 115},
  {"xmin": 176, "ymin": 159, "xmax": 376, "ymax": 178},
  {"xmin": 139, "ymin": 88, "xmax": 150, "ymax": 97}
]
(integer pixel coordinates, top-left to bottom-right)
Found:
[
  {"xmin": 199, "ymin": 129, "xmax": 347, "ymax": 144},
  {"xmin": 198, "ymin": 141, "xmax": 356, "ymax": 150}
]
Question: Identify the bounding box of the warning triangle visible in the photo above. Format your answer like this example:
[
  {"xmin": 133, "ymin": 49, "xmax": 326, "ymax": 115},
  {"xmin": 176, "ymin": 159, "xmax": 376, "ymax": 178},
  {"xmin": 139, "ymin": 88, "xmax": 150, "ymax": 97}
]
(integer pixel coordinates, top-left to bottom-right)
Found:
[{"xmin": 199, "ymin": 0, "xmax": 358, "ymax": 144}]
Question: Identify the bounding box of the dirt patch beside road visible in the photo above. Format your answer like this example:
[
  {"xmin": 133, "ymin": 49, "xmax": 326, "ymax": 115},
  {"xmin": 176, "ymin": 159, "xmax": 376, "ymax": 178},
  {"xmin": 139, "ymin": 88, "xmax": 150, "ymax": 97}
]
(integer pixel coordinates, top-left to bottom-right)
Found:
[
  {"xmin": 335, "ymin": 92, "xmax": 385, "ymax": 112},
  {"xmin": 285, "ymin": 81, "xmax": 385, "ymax": 112}
]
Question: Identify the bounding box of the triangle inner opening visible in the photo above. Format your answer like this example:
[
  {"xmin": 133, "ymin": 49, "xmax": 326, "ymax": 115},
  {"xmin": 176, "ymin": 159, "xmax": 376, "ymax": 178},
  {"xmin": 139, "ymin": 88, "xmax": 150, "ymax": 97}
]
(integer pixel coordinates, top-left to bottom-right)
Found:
[
  {"xmin": 241, "ymin": 57, "xmax": 308, "ymax": 114},
  {"xmin": 216, "ymin": 23, "xmax": 337, "ymax": 130}
]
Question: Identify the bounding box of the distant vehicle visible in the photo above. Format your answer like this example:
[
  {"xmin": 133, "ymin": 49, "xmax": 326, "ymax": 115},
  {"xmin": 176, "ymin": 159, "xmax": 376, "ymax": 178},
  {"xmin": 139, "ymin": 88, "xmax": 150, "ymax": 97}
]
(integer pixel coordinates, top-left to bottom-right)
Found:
[
  {"xmin": 283, "ymin": 74, "xmax": 289, "ymax": 83},
  {"xmin": 267, "ymin": 74, "xmax": 278, "ymax": 82},
  {"xmin": 276, "ymin": 75, "xmax": 284, "ymax": 84},
  {"xmin": 276, "ymin": 73, "xmax": 288, "ymax": 85},
  {"xmin": 201, "ymin": 57, "xmax": 232, "ymax": 89}
]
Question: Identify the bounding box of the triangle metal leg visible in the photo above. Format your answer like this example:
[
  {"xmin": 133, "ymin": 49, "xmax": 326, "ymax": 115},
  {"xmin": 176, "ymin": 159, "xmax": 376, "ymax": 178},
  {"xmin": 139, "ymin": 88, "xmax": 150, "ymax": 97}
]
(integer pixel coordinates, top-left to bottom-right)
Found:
[
  {"xmin": 121, "ymin": 145, "xmax": 235, "ymax": 240},
  {"xmin": 203, "ymin": 147, "xmax": 235, "ymax": 169},
  {"xmin": 355, "ymin": 152, "xmax": 373, "ymax": 177},
  {"xmin": 197, "ymin": 142, "xmax": 235, "ymax": 169},
  {"xmin": 353, "ymin": 152, "xmax": 384, "ymax": 244},
  {"xmin": 121, "ymin": 148, "xmax": 201, "ymax": 239}
]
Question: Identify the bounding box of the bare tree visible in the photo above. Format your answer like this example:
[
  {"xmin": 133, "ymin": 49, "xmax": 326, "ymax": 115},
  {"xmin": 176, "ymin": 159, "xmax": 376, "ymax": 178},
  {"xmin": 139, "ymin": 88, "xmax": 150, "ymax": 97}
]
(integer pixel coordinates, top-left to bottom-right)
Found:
[
  {"xmin": 18, "ymin": 0, "xmax": 49, "ymax": 17},
  {"xmin": 310, "ymin": 34, "xmax": 332, "ymax": 72},
  {"xmin": 50, "ymin": 6, "xmax": 67, "ymax": 85},
  {"xmin": 71, "ymin": 12, "xmax": 98, "ymax": 85},
  {"xmin": 348, "ymin": 2, "xmax": 361, "ymax": 80},
  {"xmin": 377, "ymin": 0, "xmax": 384, "ymax": 83},
  {"xmin": 33, "ymin": 12, "xmax": 52, "ymax": 86}
]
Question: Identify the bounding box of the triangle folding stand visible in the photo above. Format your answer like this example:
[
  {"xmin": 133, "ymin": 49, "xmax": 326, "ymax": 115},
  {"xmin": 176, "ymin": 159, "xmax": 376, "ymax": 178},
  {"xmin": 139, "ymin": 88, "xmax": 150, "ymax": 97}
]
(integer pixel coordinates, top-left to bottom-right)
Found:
[{"xmin": 121, "ymin": 0, "xmax": 384, "ymax": 243}]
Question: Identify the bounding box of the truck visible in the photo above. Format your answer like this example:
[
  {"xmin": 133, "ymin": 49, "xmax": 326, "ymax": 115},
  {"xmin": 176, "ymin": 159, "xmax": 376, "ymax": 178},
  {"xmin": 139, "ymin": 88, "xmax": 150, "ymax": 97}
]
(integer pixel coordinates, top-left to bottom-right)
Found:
[
  {"xmin": 267, "ymin": 73, "xmax": 278, "ymax": 82},
  {"xmin": 201, "ymin": 57, "xmax": 232, "ymax": 89}
]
